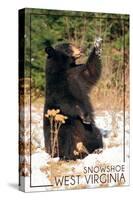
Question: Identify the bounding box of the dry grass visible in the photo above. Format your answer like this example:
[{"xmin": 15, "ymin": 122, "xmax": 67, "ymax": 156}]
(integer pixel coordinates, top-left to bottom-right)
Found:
[
  {"xmin": 19, "ymin": 159, "xmax": 30, "ymax": 177},
  {"xmin": 20, "ymin": 72, "xmax": 129, "ymax": 112},
  {"xmin": 40, "ymin": 160, "xmax": 81, "ymax": 177},
  {"xmin": 40, "ymin": 159, "xmax": 84, "ymax": 187},
  {"xmin": 19, "ymin": 140, "xmax": 39, "ymax": 156}
]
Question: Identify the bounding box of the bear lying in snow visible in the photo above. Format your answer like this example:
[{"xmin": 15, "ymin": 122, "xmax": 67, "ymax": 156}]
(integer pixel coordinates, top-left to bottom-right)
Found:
[{"xmin": 44, "ymin": 38, "xmax": 103, "ymax": 160}]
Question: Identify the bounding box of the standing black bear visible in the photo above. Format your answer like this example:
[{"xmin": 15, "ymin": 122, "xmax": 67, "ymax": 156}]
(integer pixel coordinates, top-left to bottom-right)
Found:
[{"xmin": 44, "ymin": 38, "xmax": 103, "ymax": 160}]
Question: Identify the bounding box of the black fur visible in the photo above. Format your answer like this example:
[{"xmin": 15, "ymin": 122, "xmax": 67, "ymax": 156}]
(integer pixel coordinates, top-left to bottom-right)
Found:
[{"xmin": 44, "ymin": 41, "xmax": 103, "ymax": 160}]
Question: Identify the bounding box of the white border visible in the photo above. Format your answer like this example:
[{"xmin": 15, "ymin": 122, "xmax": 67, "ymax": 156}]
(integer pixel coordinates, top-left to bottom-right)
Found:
[{"xmin": 0, "ymin": 0, "xmax": 133, "ymax": 199}]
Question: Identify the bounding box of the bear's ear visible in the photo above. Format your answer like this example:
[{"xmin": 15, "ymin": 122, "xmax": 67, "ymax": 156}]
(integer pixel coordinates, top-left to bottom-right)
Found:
[{"xmin": 45, "ymin": 46, "xmax": 55, "ymax": 58}]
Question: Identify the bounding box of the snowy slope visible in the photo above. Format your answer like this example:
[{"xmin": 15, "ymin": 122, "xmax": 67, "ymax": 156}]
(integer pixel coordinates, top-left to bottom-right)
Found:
[{"xmin": 19, "ymin": 105, "xmax": 129, "ymax": 191}]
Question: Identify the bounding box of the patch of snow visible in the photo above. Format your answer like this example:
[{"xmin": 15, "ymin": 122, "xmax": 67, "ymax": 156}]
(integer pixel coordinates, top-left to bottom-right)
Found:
[{"xmin": 20, "ymin": 106, "xmax": 129, "ymax": 191}]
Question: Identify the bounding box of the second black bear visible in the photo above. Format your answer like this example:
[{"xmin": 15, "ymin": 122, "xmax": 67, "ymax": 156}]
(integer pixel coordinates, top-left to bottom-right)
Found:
[{"xmin": 44, "ymin": 39, "xmax": 103, "ymax": 160}]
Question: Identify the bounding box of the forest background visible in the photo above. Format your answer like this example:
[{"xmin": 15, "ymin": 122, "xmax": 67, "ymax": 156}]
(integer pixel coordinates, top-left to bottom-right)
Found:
[{"xmin": 23, "ymin": 10, "xmax": 129, "ymax": 110}]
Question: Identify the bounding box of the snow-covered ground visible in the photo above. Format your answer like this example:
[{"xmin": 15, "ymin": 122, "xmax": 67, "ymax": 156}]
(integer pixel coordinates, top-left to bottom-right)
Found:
[{"xmin": 19, "ymin": 105, "xmax": 129, "ymax": 192}]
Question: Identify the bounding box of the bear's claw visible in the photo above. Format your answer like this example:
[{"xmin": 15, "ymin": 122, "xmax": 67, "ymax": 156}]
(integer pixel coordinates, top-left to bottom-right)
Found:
[{"xmin": 94, "ymin": 37, "xmax": 102, "ymax": 56}]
